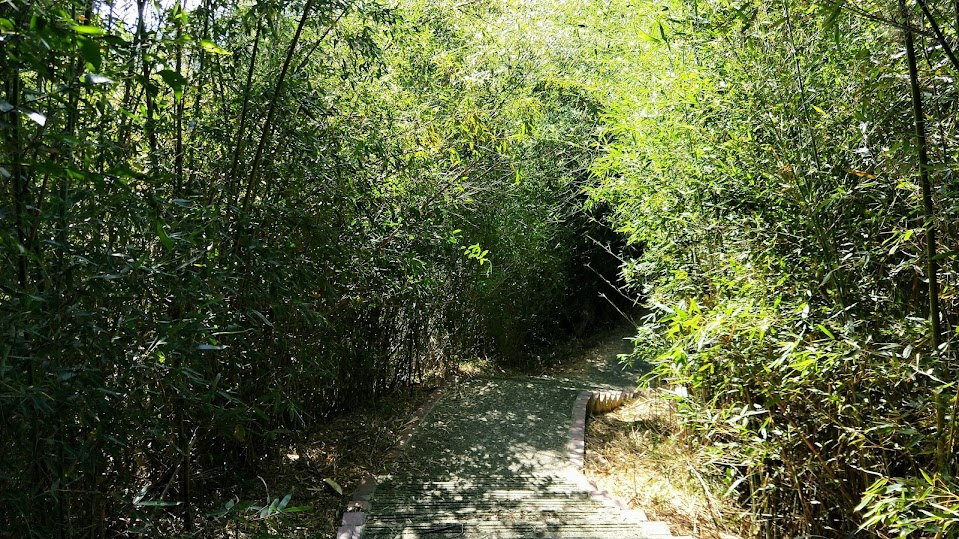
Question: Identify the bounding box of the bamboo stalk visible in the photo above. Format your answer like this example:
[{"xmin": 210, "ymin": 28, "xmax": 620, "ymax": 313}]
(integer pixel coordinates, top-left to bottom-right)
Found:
[
  {"xmin": 900, "ymin": 0, "xmax": 952, "ymax": 476},
  {"xmin": 174, "ymin": 0, "xmax": 185, "ymax": 198},
  {"xmin": 224, "ymin": 18, "xmax": 263, "ymax": 205},
  {"xmin": 240, "ymin": 0, "xmax": 319, "ymax": 213},
  {"xmin": 900, "ymin": 0, "xmax": 942, "ymax": 350}
]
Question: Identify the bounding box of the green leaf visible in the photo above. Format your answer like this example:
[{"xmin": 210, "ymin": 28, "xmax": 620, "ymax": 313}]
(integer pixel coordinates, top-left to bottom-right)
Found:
[
  {"xmin": 821, "ymin": 3, "xmax": 843, "ymax": 30},
  {"xmin": 789, "ymin": 357, "xmax": 817, "ymax": 372},
  {"xmin": 637, "ymin": 29, "xmax": 660, "ymax": 44},
  {"xmin": 250, "ymin": 309, "xmax": 274, "ymax": 327},
  {"xmin": 207, "ymin": 498, "xmax": 238, "ymax": 518},
  {"xmin": 258, "ymin": 501, "xmax": 274, "ymax": 518},
  {"xmin": 72, "ymin": 25, "xmax": 106, "ymax": 36},
  {"xmin": 817, "ymin": 324, "xmax": 834, "ymax": 339},
  {"xmin": 78, "ymin": 35, "xmax": 102, "ymax": 71},
  {"xmin": 199, "ymin": 39, "xmax": 232, "ymax": 55},
  {"xmin": 157, "ymin": 69, "xmax": 188, "ymax": 100},
  {"xmin": 155, "ymin": 220, "xmax": 174, "ymax": 250}
]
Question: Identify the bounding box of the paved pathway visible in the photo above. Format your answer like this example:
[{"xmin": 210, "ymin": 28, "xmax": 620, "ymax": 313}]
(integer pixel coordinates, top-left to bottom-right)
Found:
[{"xmin": 338, "ymin": 328, "xmax": 689, "ymax": 539}]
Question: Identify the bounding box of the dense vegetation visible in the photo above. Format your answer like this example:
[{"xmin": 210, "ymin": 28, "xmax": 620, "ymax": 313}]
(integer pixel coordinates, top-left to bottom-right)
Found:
[
  {"xmin": 0, "ymin": 0, "xmax": 619, "ymax": 535},
  {"xmin": 587, "ymin": 0, "xmax": 959, "ymax": 536},
  {"xmin": 5, "ymin": 0, "xmax": 959, "ymax": 537}
]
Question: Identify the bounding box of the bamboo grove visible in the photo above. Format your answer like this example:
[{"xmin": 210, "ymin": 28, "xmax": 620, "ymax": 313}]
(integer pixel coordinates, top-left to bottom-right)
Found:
[
  {"xmin": 6, "ymin": 0, "xmax": 959, "ymax": 537},
  {"xmin": 0, "ymin": 0, "xmax": 619, "ymax": 535},
  {"xmin": 583, "ymin": 0, "xmax": 959, "ymax": 536}
]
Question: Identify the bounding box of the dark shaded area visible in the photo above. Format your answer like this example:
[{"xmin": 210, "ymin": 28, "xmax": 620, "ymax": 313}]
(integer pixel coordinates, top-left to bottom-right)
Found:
[{"xmin": 563, "ymin": 202, "xmax": 641, "ymax": 337}]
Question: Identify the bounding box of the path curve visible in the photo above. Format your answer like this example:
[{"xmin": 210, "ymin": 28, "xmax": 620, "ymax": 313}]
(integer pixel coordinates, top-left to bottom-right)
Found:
[{"xmin": 336, "ymin": 329, "xmax": 691, "ymax": 539}]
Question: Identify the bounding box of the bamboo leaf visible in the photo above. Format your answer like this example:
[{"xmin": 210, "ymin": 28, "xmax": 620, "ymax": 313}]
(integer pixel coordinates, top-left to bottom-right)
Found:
[
  {"xmin": 72, "ymin": 25, "xmax": 106, "ymax": 36},
  {"xmin": 155, "ymin": 220, "xmax": 174, "ymax": 250},
  {"xmin": 323, "ymin": 478, "xmax": 343, "ymax": 495},
  {"xmin": 200, "ymin": 39, "xmax": 232, "ymax": 55},
  {"xmin": 158, "ymin": 69, "xmax": 188, "ymax": 100}
]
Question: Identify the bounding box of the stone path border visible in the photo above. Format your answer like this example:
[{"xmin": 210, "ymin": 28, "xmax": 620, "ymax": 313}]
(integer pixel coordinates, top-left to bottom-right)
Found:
[
  {"xmin": 335, "ymin": 387, "xmax": 448, "ymax": 539},
  {"xmin": 568, "ymin": 390, "xmax": 649, "ymax": 519},
  {"xmin": 566, "ymin": 391, "xmax": 591, "ymax": 470}
]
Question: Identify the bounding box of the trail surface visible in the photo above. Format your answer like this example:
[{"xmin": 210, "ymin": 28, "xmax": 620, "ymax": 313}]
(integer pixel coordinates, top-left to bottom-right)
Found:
[{"xmin": 340, "ymin": 329, "xmax": 690, "ymax": 538}]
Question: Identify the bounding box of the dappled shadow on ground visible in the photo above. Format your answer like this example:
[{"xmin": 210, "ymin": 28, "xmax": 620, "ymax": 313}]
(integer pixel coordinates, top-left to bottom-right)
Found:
[
  {"xmin": 362, "ymin": 327, "xmax": 658, "ymax": 538},
  {"xmin": 364, "ymin": 374, "xmax": 654, "ymax": 537},
  {"xmin": 389, "ymin": 378, "xmax": 576, "ymax": 480},
  {"xmin": 545, "ymin": 323, "xmax": 649, "ymax": 391},
  {"xmin": 366, "ymin": 379, "xmax": 596, "ymax": 537}
]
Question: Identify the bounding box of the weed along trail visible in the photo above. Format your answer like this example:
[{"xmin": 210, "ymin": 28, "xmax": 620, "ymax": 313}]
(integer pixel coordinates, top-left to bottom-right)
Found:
[{"xmin": 337, "ymin": 332, "xmax": 692, "ymax": 539}]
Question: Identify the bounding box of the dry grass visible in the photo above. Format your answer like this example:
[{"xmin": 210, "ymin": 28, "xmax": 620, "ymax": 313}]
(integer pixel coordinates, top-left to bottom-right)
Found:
[
  {"xmin": 186, "ymin": 386, "xmax": 440, "ymax": 539},
  {"xmin": 584, "ymin": 389, "xmax": 752, "ymax": 539}
]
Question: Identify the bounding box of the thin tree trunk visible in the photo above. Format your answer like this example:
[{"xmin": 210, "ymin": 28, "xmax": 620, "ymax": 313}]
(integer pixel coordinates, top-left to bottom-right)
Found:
[
  {"xmin": 901, "ymin": 0, "xmax": 951, "ymax": 476},
  {"xmin": 174, "ymin": 1, "xmax": 185, "ymax": 198},
  {"xmin": 782, "ymin": 0, "xmax": 850, "ymax": 309},
  {"xmin": 914, "ymin": 0, "xmax": 959, "ymax": 73},
  {"xmin": 223, "ymin": 19, "xmax": 263, "ymax": 205},
  {"xmin": 900, "ymin": 0, "xmax": 942, "ymax": 350},
  {"xmin": 188, "ymin": 0, "xmax": 212, "ymax": 195},
  {"xmin": 240, "ymin": 0, "xmax": 318, "ymax": 213},
  {"xmin": 137, "ymin": 0, "xmax": 160, "ymax": 177},
  {"xmin": 1, "ymin": 4, "xmax": 40, "ymax": 528}
]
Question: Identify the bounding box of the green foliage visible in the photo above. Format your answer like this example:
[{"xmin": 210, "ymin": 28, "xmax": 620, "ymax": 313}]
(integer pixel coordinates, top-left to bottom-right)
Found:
[
  {"xmin": 0, "ymin": 0, "xmax": 616, "ymax": 535},
  {"xmin": 580, "ymin": 0, "xmax": 959, "ymax": 535},
  {"xmin": 25, "ymin": 0, "xmax": 959, "ymax": 536},
  {"xmin": 858, "ymin": 474, "xmax": 959, "ymax": 537}
]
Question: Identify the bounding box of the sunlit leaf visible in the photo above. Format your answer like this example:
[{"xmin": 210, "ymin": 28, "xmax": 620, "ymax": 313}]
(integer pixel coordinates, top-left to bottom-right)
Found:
[
  {"xmin": 200, "ymin": 39, "xmax": 232, "ymax": 55},
  {"xmin": 24, "ymin": 110, "xmax": 45, "ymax": 126},
  {"xmin": 72, "ymin": 25, "xmax": 106, "ymax": 36},
  {"xmin": 83, "ymin": 73, "xmax": 113, "ymax": 85}
]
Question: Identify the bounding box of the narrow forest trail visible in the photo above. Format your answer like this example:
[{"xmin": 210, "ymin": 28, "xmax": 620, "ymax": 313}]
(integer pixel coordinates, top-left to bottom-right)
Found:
[{"xmin": 336, "ymin": 330, "xmax": 692, "ymax": 539}]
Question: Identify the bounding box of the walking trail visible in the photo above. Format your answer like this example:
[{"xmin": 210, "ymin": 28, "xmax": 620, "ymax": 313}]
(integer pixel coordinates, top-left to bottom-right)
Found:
[{"xmin": 337, "ymin": 329, "xmax": 691, "ymax": 539}]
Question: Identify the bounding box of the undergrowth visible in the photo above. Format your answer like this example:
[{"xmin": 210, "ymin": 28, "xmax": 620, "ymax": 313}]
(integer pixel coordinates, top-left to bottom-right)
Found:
[{"xmin": 585, "ymin": 389, "xmax": 751, "ymax": 539}]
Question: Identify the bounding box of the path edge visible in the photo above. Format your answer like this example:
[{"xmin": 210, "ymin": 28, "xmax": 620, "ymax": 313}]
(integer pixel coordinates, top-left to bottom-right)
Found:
[
  {"xmin": 568, "ymin": 389, "xmax": 645, "ymax": 516},
  {"xmin": 335, "ymin": 386, "xmax": 449, "ymax": 539}
]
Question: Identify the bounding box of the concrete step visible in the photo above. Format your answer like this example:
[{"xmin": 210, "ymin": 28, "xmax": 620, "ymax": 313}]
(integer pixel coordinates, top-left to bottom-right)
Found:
[
  {"xmin": 375, "ymin": 477, "xmax": 589, "ymax": 489},
  {"xmin": 362, "ymin": 471, "xmax": 679, "ymax": 537},
  {"xmin": 361, "ymin": 519, "xmax": 676, "ymax": 538},
  {"xmin": 371, "ymin": 492, "xmax": 594, "ymax": 503},
  {"xmin": 368, "ymin": 509, "xmax": 649, "ymax": 525}
]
